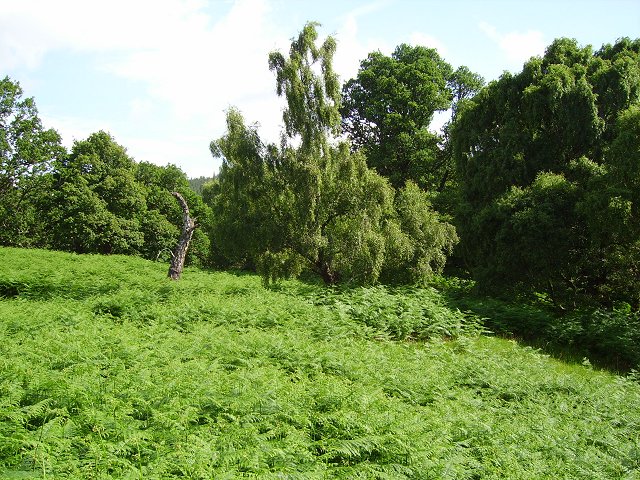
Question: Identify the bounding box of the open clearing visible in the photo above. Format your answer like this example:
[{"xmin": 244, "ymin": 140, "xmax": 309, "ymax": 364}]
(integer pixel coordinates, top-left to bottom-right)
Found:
[{"xmin": 0, "ymin": 247, "xmax": 639, "ymax": 479}]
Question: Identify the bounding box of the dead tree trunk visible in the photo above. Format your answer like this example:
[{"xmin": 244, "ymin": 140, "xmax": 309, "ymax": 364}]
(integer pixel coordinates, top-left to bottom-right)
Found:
[{"xmin": 168, "ymin": 191, "xmax": 196, "ymax": 280}]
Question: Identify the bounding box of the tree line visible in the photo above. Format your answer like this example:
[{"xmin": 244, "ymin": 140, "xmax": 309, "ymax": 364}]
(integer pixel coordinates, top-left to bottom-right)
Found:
[
  {"xmin": 2, "ymin": 24, "xmax": 639, "ymax": 310},
  {"xmin": 0, "ymin": 79, "xmax": 212, "ymax": 265}
]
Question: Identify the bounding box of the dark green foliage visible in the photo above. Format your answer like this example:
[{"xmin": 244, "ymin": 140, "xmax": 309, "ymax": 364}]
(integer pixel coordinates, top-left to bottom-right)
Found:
[
  {"xmin": 0, "ymin": 125, "xmax": 211, "ymax": 264},
  {"xmin": 1, "ymin": 247, "xmax": 640, "ymax": 478},
  {"xmin": 342, "ymin": 45, "xmax": 484, "ymax": 194},
  {"xmin": 0, "ymin": 76, "xmax": 66, "ymax": 248},
  {"xmin": 453, "ymin": 37, "xmax": 640, "ymax": 308},
  {"xmin": 341, "ymin": 45, "xmax": 452, "ymax": 190},
  {"xmin": 585, "ymin": 104, "xmax": 640, "ymax": 307},
  {"xmin": 187, "ymin": 175, "xmax": 216, "ymax": 195},
  {"xmin": 47, "ymin": 133, "xmax": 147, "ymax": 254},
  {"xmin": 134, "ymin": 161, "xmax": 212, "ymax": 266}
]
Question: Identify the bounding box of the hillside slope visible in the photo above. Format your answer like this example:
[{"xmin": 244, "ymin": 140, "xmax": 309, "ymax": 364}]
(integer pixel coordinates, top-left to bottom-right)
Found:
[{"xmin": 0, "ymin": 248, "xmax": 639, "ymax": 479}]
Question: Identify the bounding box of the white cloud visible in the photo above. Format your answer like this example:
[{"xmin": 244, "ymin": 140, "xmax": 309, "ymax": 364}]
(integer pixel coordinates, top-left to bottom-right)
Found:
[
  {"xmin": 129, "ymin": 98, "xmax": 155, "ymax": 120},
  {"xmin": 333, "ymin": 2, "xmax": 391, "ymax": 82},
  {"xmin": 97, "ymin": 0, "xmax": 288, "ymax": 141},
  {"xmin": 479, "ymin": 21, "xmax": 545, "ymax": 67},
  {"xmin": 0, "ymin": 0, "xmax": 214, "ymax": 60},
  {"xmin": 0, "ymin": 0, "xmax": 290, "ymax": 175},
  {"xmin": 409, "ymin": 32, "xmax": 448, "ymax": 57}
]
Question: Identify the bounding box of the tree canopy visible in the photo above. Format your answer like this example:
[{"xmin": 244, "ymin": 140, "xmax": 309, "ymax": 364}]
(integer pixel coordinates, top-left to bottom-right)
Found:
[
  {"xmin": 341, "ymin": 45, "xmax": 483, "ymax": 192},
  {"xmin": 0, "ymin": 76, "xmax": 65, "ymax": 247},
  {"xmin": 0, "ymin": 81, "xmax": 211, "ymax": 267},
  {"xmin": 452, "ymin": 37, "xmax": 640, "ymax": 308},
  {"xmin": 209, "ymin": 23, "xmax": 457, "ymax": 285}
]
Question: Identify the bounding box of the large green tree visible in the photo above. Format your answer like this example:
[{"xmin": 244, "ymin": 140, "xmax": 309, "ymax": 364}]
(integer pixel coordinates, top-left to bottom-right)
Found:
[
  {"xmin": 210, "ymin": 24, "xmax": 396, "ymax": 284},
  {"xmin": 452, "ymin": 37, "xmax": 640, "ymax": 307},
  {"xmin": 47, "ymin": 131, "xmax": 147, "ymax": 254},
  {"xmin": 0, "ymin": 76, "xmax": 65, "ymax": 247},
  {"xmin": 209, "ymin": 23, "xmax": 457, "ymax": 285},
  {"xmin": 341, "ymin": 45, "xmax": 483, "ymax": 192},
  {"xmin": 46, "ymin": 132, "xmax": 212, "ymax": 263}
]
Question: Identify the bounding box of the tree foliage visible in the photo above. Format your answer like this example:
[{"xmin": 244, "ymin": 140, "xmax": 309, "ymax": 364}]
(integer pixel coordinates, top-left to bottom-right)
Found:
[
  {"xmin": 209, "ymin": 24, "xmax": 457, "ymax": 285},
  {"xmin": 452, "ymin": 37, "xmax": 640, "ymax": 308},
  {"xmin": 135, "ymin": 161, "xmax": 212, "ymax": 265},
  {"xmin": 0, "ymin": 94, "xmax": 211, "ymax": 266},
  {"xmin": 381, "ymin": 182, "xmax": 458, "ymax": 284},
  {"xmin": 48, "ymin": 131, "xmax": 147, "ymax": 254},
  {"xmin": 341, "ymin": 45, "xmax": 483, "ymax": 192},
  {"xmin": 0, "ymin": 76, "xmax": 65, "ymax": 247},
  {"xmin": 268, "ymin": 21, "xmax": 341, "ymax": 153}
]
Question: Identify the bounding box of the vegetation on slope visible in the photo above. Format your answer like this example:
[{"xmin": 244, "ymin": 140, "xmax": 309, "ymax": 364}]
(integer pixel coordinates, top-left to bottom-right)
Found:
[{"xmin": 1, "ymin": 247, "xmax": 639, "ymax": 479}]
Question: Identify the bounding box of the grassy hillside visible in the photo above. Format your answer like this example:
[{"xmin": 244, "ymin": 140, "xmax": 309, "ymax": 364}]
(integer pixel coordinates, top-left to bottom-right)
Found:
[{"xmin": 0, "ymin": 247, "xmax": 639, "ymax": 479}]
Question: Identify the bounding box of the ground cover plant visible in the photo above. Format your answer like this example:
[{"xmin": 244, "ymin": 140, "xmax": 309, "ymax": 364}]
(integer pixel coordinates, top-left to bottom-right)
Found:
[
  {"xmin": 1, "ymin": 247, "xmax": 639, "ymax": 479},
  {"xmin": 433, "ymin": 276, "xmax": 640, "ymax": 372}
]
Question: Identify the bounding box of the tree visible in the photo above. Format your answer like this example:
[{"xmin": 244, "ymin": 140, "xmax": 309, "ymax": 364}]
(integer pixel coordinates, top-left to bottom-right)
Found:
[
  {"xmin": 188, "ymin": 175, "xmax": 216, "ymax": 195},
  {"xmin": 381, "ymin": 181, "xmax": 458, "ymax": 284},
  {"xmin": 210, "ymin": 82, "xmax": 396, "ymax": 285},
  {"xmin": 268, "ymin": 22, "xmax": 341, "ymax": 154},
  {"xmin": 207, "ymin": 108, "xmax": 283, "ymax": 270},
  {"xmin": 134, "ymin": 162, "xmax": 181, "ymax": 260},
  {"xmin": 209, "ymin": 23, "xmax": 457, "ymax": 285},
  {"xmin": 135, "ymin": 162, "xmax": 212, "ymax": 266},
  {"xmin": 44, "ymin": 132, "xmax": 213, "ymax": 264},
  {"xmin": 341, "ymin": 45, "xmax": 457, "ymax": 190},
  {"xmin": 0, "ymin": 76, "xmax": 65, "ymax": 247},
  {"xmin": 47, "ymin": 132, "xmax": 146, "ymax": 254},
  {"xmin": 167, "ymin": 192, "xmax": 197, "ymax": 280},
  {"xmin": 263, "ymin": 22, "xmax": 397, "ymax": 284},
  {"xmin": 0, "ymin": 79, "xmax": 215, "ymax": 265},
  {"xmin": 452, "ymin": 37, "xmax": 640, "ymax": 307},
  {"xmin": 581, "ymin": 105, "xmax": 640, "ymax": 308},
  {"xmin": 448, "ymin": 66, "xmax": 486, "ymax": 119}
]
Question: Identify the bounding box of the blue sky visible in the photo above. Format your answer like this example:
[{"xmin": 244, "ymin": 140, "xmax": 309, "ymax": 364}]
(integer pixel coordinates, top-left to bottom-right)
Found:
[{"xmin": 2, "ymin": 0, "xmax": 638, "ymax": 177}]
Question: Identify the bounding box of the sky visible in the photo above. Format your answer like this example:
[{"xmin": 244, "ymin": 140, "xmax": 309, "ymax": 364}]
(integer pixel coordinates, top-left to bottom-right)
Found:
[{"xmin": 2, "ymin": 0, "xmax": 639, "ymax": 178}]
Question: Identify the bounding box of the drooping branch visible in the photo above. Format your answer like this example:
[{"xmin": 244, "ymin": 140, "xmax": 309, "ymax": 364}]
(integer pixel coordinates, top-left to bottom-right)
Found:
[{"xmin": 168, "ymin": 191, "xmax": 197, "ymax": 280}]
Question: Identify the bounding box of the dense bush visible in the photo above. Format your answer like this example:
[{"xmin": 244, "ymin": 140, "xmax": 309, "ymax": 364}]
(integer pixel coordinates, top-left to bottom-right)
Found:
[{"xmin": 453, "ymin": 37, "xmax": 640, "ymax": 308}]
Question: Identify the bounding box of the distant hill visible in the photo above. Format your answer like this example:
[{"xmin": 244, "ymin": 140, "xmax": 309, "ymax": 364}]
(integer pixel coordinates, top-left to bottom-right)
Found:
[{"xmin": 188, "ymin": 175, "xmax": 216, "ymax": 195}]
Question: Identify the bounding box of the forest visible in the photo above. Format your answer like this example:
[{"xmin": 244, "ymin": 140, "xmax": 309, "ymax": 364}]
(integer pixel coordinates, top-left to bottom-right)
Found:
[
  {"xmin": 3, "ymin": 25, "xmax": 640, "ymax": 325},
  {"xmin": 1, "ymin": 22, "xmax": 640, "ymax": 477}
]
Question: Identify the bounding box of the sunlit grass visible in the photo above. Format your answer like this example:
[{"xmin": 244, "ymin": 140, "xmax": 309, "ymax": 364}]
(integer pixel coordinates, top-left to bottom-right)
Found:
[{"xmin": 1, "ymin": 247, "xmax": 639, "ymax": 478}]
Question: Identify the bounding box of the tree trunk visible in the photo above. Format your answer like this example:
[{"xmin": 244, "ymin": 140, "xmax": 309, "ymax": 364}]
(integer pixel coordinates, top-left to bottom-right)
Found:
[
  {"xmin": 316, "ymin": 253, "xmax": 339, "ymax": 285},
  {"xmin": 319, "ymin": 265, "xmax": 338, "ymax": 285},
  {"xmin": 168, "ymin": 191, "xmax": 196, "ymax": 280}
]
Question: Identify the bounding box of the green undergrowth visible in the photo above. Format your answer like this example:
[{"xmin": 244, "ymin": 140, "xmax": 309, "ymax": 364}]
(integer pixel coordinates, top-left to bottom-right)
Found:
[
  {"xmin": 433, "ymin": 276, "xmax": 640, "ymax": 372},
  {"xmin": 1, "ymin": 247, "xmax": 639, "ymax": 479}
]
